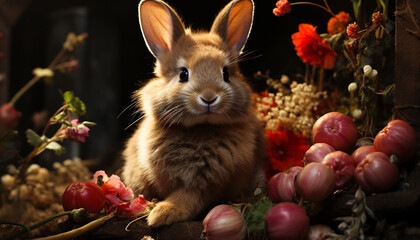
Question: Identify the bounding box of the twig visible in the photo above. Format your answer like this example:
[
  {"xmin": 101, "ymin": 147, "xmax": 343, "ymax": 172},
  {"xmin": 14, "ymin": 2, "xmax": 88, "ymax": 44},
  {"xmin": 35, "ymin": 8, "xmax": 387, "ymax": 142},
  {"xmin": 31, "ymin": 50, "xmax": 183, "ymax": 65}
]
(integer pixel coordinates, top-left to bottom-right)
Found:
[
  {"xmin": 8, "ymin": 48, "xmax": 66, "ymax": 106},
  {"xmin": 290, "ymin": 2, "xmax": 334, "ymax": 17},
  {"xmin": 33, "ymin": 213, "xmax": 114, "ymax": 240}
]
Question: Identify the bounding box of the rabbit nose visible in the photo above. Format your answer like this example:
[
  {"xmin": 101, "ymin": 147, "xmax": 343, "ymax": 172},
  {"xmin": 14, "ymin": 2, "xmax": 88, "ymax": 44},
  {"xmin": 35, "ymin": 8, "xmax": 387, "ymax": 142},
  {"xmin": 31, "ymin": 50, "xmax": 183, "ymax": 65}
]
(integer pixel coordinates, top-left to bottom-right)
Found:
[
  {"xmin": 200, "ymin": 96, "xmax": 219, "ymax": 105},
  {"xmin": 200, "ymin": 96, "xmax": 218, "ymax": 105}
]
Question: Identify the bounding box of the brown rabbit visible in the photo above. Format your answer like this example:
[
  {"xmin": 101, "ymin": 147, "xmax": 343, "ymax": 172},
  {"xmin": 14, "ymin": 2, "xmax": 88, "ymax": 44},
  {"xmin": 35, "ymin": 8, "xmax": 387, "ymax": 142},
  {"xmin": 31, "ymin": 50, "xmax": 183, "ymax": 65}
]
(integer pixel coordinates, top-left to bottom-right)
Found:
[{"xmin": 122, "ymin": 0, "xmax": 265, "ymax": 227}]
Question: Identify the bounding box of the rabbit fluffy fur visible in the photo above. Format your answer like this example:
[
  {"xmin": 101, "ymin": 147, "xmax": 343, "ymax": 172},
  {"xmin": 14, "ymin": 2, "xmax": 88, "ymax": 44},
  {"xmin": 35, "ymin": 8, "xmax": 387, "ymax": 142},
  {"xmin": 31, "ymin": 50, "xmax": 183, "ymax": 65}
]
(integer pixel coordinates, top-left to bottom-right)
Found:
[{"xmin": 122, "ymin": 0, "xmax": 265, "ymax": 227}]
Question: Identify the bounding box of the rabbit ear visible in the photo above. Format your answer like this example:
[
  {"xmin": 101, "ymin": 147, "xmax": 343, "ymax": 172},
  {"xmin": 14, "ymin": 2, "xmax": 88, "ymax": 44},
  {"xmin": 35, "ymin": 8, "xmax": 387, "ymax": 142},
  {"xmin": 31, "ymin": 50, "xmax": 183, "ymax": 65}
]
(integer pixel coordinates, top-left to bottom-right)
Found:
[
  {"xmin": 138, "ymin": 0, "xmax": 185, "ymax": 59},
  {"xmin": 211, "ymin": 0, "xmax": 254, "ymax": 54}
]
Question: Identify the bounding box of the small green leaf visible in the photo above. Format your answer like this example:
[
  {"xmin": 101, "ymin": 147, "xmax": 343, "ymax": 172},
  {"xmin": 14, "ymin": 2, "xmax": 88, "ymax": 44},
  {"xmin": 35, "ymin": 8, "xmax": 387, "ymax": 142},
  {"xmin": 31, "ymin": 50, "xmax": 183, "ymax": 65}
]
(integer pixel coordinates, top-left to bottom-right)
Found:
[
  {"xmin": 63, "ymin": 91, "xmax": 86, "ymax": 116},
  {"xmin": 46, "ymin": 141, "xmax": 66, "ymax": 155},
  {"xmin": 54, "ymin": 111, "xmax": 66, "ymax": 123},
  {"xmin": 244, "ymin": 197, "xmax": 275, "ymax": 232},
  {"xmin": 26, "ymin": 129, "xmax": 43, "ymax": 147}
]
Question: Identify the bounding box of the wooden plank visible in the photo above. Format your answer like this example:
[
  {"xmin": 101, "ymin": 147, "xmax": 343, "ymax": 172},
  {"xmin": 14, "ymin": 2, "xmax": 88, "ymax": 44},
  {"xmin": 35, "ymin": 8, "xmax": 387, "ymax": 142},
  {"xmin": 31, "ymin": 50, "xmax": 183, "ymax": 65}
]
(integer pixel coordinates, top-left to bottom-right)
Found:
[{"xmin": 395, "ymin": 0, "xmax": 420, "ymax": 148}]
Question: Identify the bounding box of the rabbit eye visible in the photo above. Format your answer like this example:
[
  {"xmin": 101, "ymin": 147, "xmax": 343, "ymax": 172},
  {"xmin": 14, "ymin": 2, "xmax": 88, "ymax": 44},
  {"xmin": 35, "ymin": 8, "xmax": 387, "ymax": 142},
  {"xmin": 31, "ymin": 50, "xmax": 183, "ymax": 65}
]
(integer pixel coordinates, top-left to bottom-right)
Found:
[
  {"xmin": 223, "ymin": 67, "xmax": 230, "ymax": 83},
  {"xmin": 179, "ymin": 67, "xmax": 189, "ymax": 83}
]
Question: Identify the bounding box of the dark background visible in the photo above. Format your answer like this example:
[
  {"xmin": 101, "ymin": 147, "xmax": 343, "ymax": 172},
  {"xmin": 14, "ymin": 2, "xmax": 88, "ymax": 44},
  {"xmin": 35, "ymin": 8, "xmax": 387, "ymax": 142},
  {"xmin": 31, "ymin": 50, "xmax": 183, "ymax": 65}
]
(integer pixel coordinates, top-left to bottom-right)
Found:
[{"xmin": 8, "ymin": 0, "xmax": 357, "ymax": 170}]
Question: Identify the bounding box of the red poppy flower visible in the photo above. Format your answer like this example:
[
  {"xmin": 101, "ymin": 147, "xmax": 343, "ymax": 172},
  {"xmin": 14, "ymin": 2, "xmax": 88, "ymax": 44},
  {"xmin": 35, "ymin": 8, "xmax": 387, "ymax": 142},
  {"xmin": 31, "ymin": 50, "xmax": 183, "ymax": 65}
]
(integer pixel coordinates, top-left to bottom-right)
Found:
[
  {"xmin": 291, "ymin": 24, "xmax": 337, "ymax": 69},
  {"xmin": 264, "ymin": 129, "xmax": 310, "ymax": 180},
  {"xmin": 273, "ymin": 0, "xmax": 291, "ymax": 17},
  {"xmin": 327, "ymin": 11, "xmax": 349, "ymax": 35}
]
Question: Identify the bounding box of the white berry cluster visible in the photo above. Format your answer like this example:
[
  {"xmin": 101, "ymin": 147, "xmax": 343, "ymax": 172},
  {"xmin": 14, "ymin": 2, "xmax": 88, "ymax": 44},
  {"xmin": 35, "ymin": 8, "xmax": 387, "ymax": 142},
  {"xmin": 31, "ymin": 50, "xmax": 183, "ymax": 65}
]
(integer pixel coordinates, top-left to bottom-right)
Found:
[
  {"xmin": 255, "ymin": 75, "xmax": 328, "ymax": 136},
  {"xmin": 0, "ymin": 158, "xmax": 92, "ymax": 235}
]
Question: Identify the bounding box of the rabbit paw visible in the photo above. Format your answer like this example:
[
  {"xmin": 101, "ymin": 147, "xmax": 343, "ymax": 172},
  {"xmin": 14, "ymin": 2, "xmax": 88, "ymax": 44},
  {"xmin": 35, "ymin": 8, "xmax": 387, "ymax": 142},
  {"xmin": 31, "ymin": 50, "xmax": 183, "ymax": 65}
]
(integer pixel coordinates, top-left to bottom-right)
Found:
[{"xmin": 147, "ymin": 201, "xmax": 189, "ymax": 227}]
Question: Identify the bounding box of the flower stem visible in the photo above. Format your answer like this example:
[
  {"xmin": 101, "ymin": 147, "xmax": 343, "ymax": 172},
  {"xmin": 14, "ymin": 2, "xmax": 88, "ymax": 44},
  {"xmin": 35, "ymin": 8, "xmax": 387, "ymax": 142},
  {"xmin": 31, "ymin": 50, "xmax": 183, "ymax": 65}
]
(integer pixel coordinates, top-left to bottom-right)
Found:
[
  {"xmin": 290, "ymin": 2, "xmax": 335, "ymax": 17},
  {"xmin": 4, "ymin": 211, "xmax": 74, "ymax": 240},
  {"xmin": 8, "ymin": 45, "xmax": 66, "ymax": 106},
  {"xmin": 1, "ymin": 221, "xmax": 32, "ymax": 238},
  {"xmin": 318, "ymin": 68, "xmax": 324, "ymax": 91}
]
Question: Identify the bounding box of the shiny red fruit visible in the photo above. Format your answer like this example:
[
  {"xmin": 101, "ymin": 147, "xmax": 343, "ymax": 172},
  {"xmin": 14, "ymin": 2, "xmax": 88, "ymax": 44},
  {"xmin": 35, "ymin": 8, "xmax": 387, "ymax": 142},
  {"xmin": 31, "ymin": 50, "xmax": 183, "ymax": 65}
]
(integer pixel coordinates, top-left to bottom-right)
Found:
[
  {"xmin": 62, "ymin": 181, "xmax": 106, "ymax": 213},
  {"xmin": 354, "ymin": 152, "xmax": 399, "ymax": 193},
  {"xmin": 374, "ymin": 119, "xmax": 417, "ymax": 163},
  {"xmin": 312, "ymin": 112, "xmax": 358, "ymax": 152}
]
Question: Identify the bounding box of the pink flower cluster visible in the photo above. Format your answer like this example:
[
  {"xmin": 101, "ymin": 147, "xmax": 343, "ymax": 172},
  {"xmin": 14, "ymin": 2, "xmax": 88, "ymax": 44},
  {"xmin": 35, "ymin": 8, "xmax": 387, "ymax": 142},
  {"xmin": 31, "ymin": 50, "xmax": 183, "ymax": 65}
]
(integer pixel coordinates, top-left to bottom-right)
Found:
[
  {"xmin": 63, "ymin": 119, "xmax": 90, "ymax": 143},
  {"xmin": 93, "ymin": 170, "xmax": 148, "ymax": 216},
  {"xmin": 273, "ymin": 0, "xmax": 291, "ymax": 17}
]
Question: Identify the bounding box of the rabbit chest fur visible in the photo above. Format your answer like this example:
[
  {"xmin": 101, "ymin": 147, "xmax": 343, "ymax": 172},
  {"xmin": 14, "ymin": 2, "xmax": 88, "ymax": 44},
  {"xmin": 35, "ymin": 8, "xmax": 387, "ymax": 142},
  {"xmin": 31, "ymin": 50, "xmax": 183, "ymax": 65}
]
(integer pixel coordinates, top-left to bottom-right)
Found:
[
  {"xmin": 122, "ymin": 0, "xmax": 265, "ymax": 227},
  {"xmin": 123, "ymin": 114, "xmax": 262, "ymax": 201}
]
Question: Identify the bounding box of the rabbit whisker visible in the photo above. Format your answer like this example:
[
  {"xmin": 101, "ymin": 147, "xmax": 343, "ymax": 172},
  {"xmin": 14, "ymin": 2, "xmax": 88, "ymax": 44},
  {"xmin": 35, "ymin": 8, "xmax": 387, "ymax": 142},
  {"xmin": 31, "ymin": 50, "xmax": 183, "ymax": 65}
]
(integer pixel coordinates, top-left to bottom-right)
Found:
[
  {"xmin": 124, "ymin": 114, "xmax": 145, "ymax": 131},
  {"xmin": 117, "ymin": 100, "xmax": 138, "ymax": 119}
]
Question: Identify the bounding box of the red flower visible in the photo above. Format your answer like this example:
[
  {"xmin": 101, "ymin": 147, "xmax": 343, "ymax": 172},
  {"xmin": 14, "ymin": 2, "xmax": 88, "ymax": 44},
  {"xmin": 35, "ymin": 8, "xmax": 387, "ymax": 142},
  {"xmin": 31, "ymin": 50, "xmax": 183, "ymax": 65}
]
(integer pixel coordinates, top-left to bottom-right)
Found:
[
  {"xmin": 93, "ymin": 171, "xmax": 134, "ymax": 212},
  {"xmin": 125, "ymin": 195, "xmax": 149, "ymax": 216},
  {"xmin": 327, "ymin": 11, "xmax": 349, "ymax": 35},
  {"xmin": 63, "ymin": 119, "xmax": 90, "ymax": 143},
  {"xmin": 291, "ymin": 24, "xmax": 337, "ymax": 69},
  {"xmin": 372, "ymin": 11, "xmax": 383, "ymax": 25},
  {"xmin": 264, "ymin": 129, "xmax": 310, "ymax": 180},
  {"xmin": 347, "ymin": 22, "xmax": 359, "ymax": 39},
  {"xmin": 273, "ymin": 0, "xmax": 291, "ymax": 17}
]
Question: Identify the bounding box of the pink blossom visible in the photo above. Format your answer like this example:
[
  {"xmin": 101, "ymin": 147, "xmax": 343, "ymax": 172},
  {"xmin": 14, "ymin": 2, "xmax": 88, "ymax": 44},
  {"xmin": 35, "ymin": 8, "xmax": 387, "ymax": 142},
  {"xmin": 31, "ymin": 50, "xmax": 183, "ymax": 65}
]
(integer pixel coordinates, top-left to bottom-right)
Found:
[
  {"xmin": 273, "ymin": 0, "xmax": 291, "ymax": 17},
  {"xmin": 93, "ymin": 171, "xmax": 135, "ymax": 213},
  {"xmin": 64, "ymin": 119, "xmax": 90, "ymax": 143},
  {"xmin": 123, "ymin": 195, "xmax": 149, "ymax": 216}
]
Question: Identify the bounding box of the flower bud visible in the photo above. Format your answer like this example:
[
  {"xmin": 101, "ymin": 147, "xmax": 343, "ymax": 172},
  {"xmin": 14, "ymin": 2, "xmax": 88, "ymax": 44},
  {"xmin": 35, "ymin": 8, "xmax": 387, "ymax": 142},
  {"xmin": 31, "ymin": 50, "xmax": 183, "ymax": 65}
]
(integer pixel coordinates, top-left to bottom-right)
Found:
[
  {"xmin": 371, "ymin": 69, "xmax": 378, "ymax": 79},
  {"xmin": 280, "ymin": 74, "xmax": 289, "ymax": 84},
  {"xmin": 347, "ymin": 82, "xmax": 358, "ymax": 93},
  {"xmin": 363, "ymin": 65, "xmax": 372, "ymax": 77},
  {"xmin": 352, "ymin": 109, "xmax": 363, "ymax": 120},
  {"xmin": 1, "ymin": 174, "xmax": 15, "ymax": 190}
]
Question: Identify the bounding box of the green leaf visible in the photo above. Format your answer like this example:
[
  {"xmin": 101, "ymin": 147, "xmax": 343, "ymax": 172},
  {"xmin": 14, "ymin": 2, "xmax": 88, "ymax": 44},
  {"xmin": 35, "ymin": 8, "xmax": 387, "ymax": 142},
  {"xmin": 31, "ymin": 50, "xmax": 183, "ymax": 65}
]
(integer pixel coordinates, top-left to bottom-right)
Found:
[
  {"xmin": 46, "ymin": 141, "xmax": 66, "ymax": 155},
  {"xmin": 244, "ymin": 197, "xmax": 275, "ymax": 232},
  {"xmin": 54, "ymin": 111, "xmax": 66, "ymax": 123},
  {"xmin": 25, "ymin": 129, "xmax": 43, "ymax": 147},
  {"xmin": 63, "ymin": 91, "xmax": 86, "ymax": 116}
]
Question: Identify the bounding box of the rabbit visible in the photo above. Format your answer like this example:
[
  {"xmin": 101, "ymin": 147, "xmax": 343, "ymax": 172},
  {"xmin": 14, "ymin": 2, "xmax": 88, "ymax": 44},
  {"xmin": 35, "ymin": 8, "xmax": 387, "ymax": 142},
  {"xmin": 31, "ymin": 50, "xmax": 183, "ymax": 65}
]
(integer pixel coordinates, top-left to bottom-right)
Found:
[{"xmin": 122, "ymin": 0, "xmax": 266, "ymax": 227}]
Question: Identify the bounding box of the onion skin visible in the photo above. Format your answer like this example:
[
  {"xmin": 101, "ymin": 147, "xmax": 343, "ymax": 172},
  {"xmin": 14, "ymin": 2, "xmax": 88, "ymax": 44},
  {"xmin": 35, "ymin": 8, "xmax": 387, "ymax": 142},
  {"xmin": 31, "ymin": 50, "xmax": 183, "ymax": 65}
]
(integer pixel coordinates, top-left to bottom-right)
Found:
[
  {"xmin": 276, "ymin": 167, "xmax": 302, "ymax": 202},
  {"xmin": 312, "ymin": 112, "xmax": 358, "ymax": 152},
  {"xmin": 268, "ymin": 173, "xmax": 282, "ymax": 203},
  {"xmin": 203, "ymin": 205, "xmax": 246, "ymax": 240},
  {"xmin": 354, "ymin": 152, "xmax": 399, "ymax": 193},
  {"xmin": 306, "ymin": 224, "xmax": 333, "ymax": 240},
  {"xmin": 295, "ymin": 163, "xmax": 336, "ymax": 202},
  {"xmin": 351, "ymin": 145, "xmax": 376, "ymax": 167},
  {"xmin": 322, "ymin": 151, "xmax": 354, "ymax": 189},
  {"xmin": 265, "ymin": 202, "xmax": 310, "ymax": 240},
  {"xmin": 303, "ymin": 143, "xmax": 335, "ymax": 165},
  {"xmin": 374, "ymin": 119, "xmax": 418, "ymax": 163}
]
